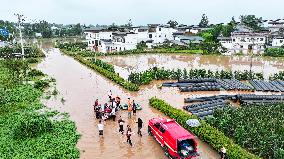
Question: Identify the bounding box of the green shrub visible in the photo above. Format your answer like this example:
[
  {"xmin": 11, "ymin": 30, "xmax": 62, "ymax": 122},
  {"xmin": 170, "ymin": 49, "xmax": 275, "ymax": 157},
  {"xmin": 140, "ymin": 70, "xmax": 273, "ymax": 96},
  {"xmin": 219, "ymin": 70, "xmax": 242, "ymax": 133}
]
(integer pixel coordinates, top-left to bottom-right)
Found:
[
  {"xmin": 270, "ymin": 71, "xmax": 284, "ymax": 80},
  {"xmin": 13, "ymin": 113, "xmax": 53, "ymax": 139},
  {"xmin": 28, "ymin": 69, "xmax": 45, "ymax": 77},
  {"xmin": 91, "ymin": 58, "xmax": 115, "ymax": 72},
  {"xmin": 0, "ymin": 45, "xmax": 45, "ymax": 58},
  {"xmin": 74, "ymin": 55, "xmax": 139, "ymax": 91},
  {"xmin": 129, "ymin": 68, "xmax": 264, "ymax": 86},
  {"xmin": 274, "ymin": 148, "xmax": 284, "ymax": 159},
  {"xmin": 34, "ymin": 80, "xmax": 49, "ymax": 90},
  {"xmin": 149, "ymin": 97, "xmax": 259, "ymax": 159},
  {"xmin": 0, "ymin": 57, "xmax": 80, "ymax": 159},
  {"xmin": 56, "ymin": 42, "xmax": 87, "ymax": 52},
  {"xmin": 264, "ymin": 47, "xmax": 284, "ymax": 57},
  {"xmin": 26, "ymin": 58, "xmax": 39, "ymax": 64}
]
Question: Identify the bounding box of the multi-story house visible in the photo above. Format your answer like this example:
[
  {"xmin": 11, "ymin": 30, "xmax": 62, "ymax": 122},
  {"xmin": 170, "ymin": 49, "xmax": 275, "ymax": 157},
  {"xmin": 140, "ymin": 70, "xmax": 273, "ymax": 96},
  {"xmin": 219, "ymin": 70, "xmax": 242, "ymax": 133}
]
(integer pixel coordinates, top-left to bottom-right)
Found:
[{"xmin": 83, "ymin": 24, "xmax": 178, "ymax": 53}]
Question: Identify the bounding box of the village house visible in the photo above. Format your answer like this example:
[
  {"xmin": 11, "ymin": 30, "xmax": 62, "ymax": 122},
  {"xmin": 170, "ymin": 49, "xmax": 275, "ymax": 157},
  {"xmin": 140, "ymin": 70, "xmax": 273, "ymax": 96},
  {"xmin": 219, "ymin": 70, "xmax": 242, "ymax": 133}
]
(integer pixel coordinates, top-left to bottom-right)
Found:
[
  {"xmin": 271, "ymin": 37, "xmax": 284, "ymax": 47},
  {"xmin": 218, "ymin": 25, "xmax": 268, "ymax": 54},
  {"xmin": 83, "ymin": 24, "xmax": 178, "ymax": 53}
]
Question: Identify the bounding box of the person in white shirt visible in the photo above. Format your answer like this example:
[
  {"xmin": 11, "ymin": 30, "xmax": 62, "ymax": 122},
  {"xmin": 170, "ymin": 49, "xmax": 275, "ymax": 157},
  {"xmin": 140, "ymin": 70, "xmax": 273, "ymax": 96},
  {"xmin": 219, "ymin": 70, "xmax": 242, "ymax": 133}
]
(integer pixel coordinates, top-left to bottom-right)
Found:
[
  {"xmin": 98, "ymin": 120, "xmax": 104, "ymax": 137},
  {"xmin": 108, "ymin": 90, "xmax": 112, "ymax": 101},
  {"xmin": 111, "ymin": 107, "xmax": 116, "ymax": 121}
]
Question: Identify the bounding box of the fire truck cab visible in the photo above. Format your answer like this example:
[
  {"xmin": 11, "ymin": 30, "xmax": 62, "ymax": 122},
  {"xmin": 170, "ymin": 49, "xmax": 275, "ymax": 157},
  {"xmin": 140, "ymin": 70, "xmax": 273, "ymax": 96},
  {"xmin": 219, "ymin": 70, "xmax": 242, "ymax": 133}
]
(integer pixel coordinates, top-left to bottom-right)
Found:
[{"xmin": 148, "ymin": 118, "xmax": 199, "ymax": 159}]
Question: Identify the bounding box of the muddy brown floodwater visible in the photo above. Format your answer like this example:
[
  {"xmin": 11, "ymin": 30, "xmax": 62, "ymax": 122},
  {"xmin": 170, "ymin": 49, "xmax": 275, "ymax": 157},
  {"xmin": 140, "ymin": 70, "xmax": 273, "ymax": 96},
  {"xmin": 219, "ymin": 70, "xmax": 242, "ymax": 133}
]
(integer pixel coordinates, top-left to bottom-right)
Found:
[
  {"xmin": 100, "ymin": 54, "xmax": 284, "ymax": 80},
  {"xmin": 37, "ymin": 48, "xmax": 226, "ymax": 159}
]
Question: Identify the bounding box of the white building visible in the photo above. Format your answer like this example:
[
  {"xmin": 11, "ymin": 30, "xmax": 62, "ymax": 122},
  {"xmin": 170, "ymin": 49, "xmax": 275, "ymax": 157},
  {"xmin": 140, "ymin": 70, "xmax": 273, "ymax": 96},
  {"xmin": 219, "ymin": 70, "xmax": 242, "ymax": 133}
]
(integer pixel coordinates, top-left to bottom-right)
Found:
[
  {"xmin": 219, "ymin": 25, "xmax": 268, "ymax": 55},
  {"xmin": 231, "ymin": 32, "xmax": 267, "ymax": 54},
  {"xmin": 0, "ymin": 41, "xmax": 8, "ymax": 48},
  {"xmin": 147, "ymin": 25, "xmax": 177, "ymax": 44},
  {"xmin": 83, "ymin": 25, "xmax": 178, "ymax": 53},
  {"xmin": 268, "ymin": 22, "xmax": 284, "ymax": 33},
  {"xmin": 272, "ymin": 37, "xmax": 284, "ymax": 47}
]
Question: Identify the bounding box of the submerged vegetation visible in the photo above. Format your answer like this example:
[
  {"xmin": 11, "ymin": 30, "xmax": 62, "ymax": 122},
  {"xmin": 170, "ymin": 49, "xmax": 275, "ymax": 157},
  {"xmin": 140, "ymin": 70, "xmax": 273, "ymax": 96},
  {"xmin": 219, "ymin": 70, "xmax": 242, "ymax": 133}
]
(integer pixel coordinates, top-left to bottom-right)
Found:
[
  {"xmin": 0, "ymin": 60, "xmax": 80, "ymax": 158},
  {"xmin": 128, "ymin": 67, "xmax": 264, "ymax": 86}
]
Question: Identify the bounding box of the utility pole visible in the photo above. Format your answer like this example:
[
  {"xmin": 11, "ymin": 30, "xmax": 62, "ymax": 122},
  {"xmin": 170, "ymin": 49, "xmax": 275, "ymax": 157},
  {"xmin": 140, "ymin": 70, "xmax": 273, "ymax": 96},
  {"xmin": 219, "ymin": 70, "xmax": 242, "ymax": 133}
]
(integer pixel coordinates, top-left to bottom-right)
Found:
[
  {"xmin": 249, "ymin": 38, "xmax": 255, "ymax": 80},
  {"xmin": 14, "ymin": 13, "xmax": 25, "ymax": 59}
]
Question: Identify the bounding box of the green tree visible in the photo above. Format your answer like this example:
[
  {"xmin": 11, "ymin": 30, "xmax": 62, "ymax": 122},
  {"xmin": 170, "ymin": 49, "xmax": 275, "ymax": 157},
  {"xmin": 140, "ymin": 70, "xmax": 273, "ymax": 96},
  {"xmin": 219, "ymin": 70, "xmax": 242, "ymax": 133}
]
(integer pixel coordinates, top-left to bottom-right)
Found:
[
  {"xmin": 230, "ymin": 16, "xmax": 237, "ymax": 25},
  {"xmin": 202, "ymin": 32, "xmax": 214, "ymax": 42},
  {"xmin": 136, "ymin": 41, "xmax": 147, "ymax": 50},
  {"xmin": 240, "ymin": 15, "xmax": 263, "ymax": 31},
  {"xmin": 199, "ymin": 14, "xmax": 209, "ymax": 28},
  {"xmin": 222, "ymin": 24, "xmax": 235, "ymax": 37},
  {"xmin": 167, "ymin": 20, "xmax": 178, "ymax": 28},
  {"xmin": 0, "ymin": 20, "xmax": 15, "ymax": 41}
]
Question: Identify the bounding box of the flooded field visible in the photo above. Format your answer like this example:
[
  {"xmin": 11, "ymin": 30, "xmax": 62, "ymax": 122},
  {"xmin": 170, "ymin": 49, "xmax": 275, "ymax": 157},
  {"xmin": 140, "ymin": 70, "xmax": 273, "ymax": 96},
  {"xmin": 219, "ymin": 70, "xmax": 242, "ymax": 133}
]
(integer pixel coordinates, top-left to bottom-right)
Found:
[
  {"xmin": 37, "ymin": 48, "xmax": 223, "ymax": 159},
  {"xmin": 100, "ymin": 54, "xmax": 284, "ymax": 80}
]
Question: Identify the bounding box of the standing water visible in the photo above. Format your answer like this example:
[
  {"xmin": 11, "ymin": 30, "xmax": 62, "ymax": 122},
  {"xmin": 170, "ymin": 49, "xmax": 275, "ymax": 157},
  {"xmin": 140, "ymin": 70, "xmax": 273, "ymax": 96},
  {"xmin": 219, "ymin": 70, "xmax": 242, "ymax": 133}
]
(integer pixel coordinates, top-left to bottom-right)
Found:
[
  {"xmin": 38, "ymin": 48, "xmax": 221, "ymax": 159},
  {"xmin": 100, "ymin": 54, "xmax": 284, "ymax": 80}
]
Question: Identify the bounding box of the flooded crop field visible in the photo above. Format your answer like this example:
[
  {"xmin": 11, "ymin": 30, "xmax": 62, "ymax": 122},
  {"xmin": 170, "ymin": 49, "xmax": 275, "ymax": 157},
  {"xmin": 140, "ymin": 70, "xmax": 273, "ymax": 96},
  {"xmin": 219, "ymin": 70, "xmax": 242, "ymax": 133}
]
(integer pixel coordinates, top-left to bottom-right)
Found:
[{"xmin": 100, "ymin": 54, "xmax": 284, "ymax": 80}]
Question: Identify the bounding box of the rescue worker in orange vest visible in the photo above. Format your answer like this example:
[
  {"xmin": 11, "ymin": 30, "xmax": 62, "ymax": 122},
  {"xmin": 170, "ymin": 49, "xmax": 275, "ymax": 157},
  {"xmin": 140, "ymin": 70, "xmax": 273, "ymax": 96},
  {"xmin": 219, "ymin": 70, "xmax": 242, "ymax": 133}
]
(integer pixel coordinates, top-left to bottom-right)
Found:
[{"xmin": 127, "ymin": 98, "xmax": 132, "ymax": 118}]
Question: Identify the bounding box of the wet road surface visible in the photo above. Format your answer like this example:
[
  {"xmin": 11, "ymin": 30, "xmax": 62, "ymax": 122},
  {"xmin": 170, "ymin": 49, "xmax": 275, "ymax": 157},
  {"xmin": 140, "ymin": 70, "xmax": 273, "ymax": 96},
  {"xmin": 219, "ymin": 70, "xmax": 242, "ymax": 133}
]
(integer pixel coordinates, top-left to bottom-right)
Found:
[{"xmin": 38, "ymin": 48, "xmax": 223, "ymax": 159}]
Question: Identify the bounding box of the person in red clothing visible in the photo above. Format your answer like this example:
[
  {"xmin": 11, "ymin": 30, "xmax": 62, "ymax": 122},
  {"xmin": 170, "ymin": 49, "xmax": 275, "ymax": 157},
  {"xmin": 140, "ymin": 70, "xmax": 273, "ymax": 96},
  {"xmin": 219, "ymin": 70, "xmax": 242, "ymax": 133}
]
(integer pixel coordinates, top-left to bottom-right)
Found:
[{"xmin": 115, "ymin": 96, "xmax": 121, "ymax": 108}]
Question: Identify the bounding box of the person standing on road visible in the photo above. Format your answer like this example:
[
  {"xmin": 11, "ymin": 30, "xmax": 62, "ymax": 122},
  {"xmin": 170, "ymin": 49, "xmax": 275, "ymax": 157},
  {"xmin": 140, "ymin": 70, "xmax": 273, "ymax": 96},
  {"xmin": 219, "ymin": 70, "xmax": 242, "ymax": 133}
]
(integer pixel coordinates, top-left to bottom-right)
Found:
[
  {"xmin": 136, "ymin": 118, "xmax": 143, "ymax": 137},
  {"xmin": 115, "ymin": 96, "xmax": 121, "ymax": 109},
  {"xmin": 132, "ymin": 100, "xmax": 137, "ymax": 116},
  {"xmin": 108, "ymin": 90, "xmax": 112, "ymax": 101},
  {"xmin": 95, "ymin": 104, "xmax": 101, "ymax": 119},
  {"xmin": 220, "ymin": 147, "xmax": 227, "ymax": 159},
  {"xmin": 94, "ymin": 99, "xmax": 99, "ymax": 112},
  {"xmin": 127, "ymin": 98, "xmax": 132, "ymax": 118},
  {"xmin": 98, "ymin": 120, "xmax": 104, "ymax": 137},
  {"xmin": 126, "ymin": 125, "xmax": 133, "ymax": 146},
  {"xmin": 111, "ymin": 107, "xmax": 116, "ymax": 121},
  {"xmin": 118, "ymin": 116, "xmax": 125, "ymax": 134}
]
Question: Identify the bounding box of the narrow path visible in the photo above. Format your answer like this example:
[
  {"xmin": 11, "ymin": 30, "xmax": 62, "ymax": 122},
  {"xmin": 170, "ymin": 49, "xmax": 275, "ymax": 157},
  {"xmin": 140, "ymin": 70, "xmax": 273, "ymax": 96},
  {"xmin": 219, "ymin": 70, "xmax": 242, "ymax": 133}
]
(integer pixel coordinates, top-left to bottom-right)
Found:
[{"xmin": 37, "ymin": 48, "xmax": 220, "ymax": 159}]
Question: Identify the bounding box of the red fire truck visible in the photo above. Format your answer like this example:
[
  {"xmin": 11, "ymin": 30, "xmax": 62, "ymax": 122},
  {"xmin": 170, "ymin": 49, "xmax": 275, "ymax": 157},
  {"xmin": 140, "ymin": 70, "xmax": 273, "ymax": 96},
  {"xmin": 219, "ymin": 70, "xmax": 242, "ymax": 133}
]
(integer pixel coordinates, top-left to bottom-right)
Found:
[{"xmin": 148, "ymin": 118, "xmax": 199, "ymax": 159}]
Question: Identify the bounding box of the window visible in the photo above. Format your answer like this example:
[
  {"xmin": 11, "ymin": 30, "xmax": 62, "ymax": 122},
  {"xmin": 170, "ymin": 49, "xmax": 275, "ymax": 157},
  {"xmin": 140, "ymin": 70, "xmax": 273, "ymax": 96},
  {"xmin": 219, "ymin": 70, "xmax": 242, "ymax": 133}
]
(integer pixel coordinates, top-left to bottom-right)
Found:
[
  {"xmin": 159, "ymin": 35, "xmax": 161, "ymax": 37},
  {"xmin": 165, "ymin": 35, "xmax": 166, "ymax": 37},
  {"xmin": 233, "ymin": 39, "xmax": 235, "ymax": 42},
  {"xmin": 280, "ymin": 40, "xmax": 283, "ymax": 43},
  {"xmin": 89, "ymin": 41, "xmax": 91, "ymax": 44},
  {"xmin": 149, "ymin": 34, "xmax": 152, "ymax": 38},
  {"xmin": 92, "ymin": 41, "xmax": 94, "ymax": 44},
  {"xmin": 154, "ymin": 123, "xmax": 160, "ymax": 129},
  {"xmin": 159, "ymin": 28, "xmax": 162, "ymax": 31},
  {"xmin": 110, "ymin": 35, "xmax": 111, "ymax": 37},
  {"xmin": 159, "ymin": 127, "xmax": 165, "ymax": 133},
  {"xmin": 260, "ymin": 38, "xmax": 264, "ymax": 41}
]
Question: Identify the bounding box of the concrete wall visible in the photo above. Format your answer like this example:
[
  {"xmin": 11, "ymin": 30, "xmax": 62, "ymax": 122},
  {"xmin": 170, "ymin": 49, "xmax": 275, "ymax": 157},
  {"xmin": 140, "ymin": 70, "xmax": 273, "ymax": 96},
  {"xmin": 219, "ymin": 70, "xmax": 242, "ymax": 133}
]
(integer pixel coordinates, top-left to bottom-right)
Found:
[{"xmin": 272, "ymin": 38, "xmax": 284, "ymax": 47}]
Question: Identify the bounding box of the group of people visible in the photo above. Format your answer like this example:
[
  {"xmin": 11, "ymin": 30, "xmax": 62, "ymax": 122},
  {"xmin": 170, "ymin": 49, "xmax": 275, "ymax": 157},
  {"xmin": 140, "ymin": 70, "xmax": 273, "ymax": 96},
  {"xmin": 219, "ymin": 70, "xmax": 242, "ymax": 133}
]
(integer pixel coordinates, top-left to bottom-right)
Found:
[
  {"xmin": 94, "ymin": 91, "xmax": 121, "ymax": 121},
  {"xmin": 96, "ymin": 90, "xmax": 143, "ymax": 147}
]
